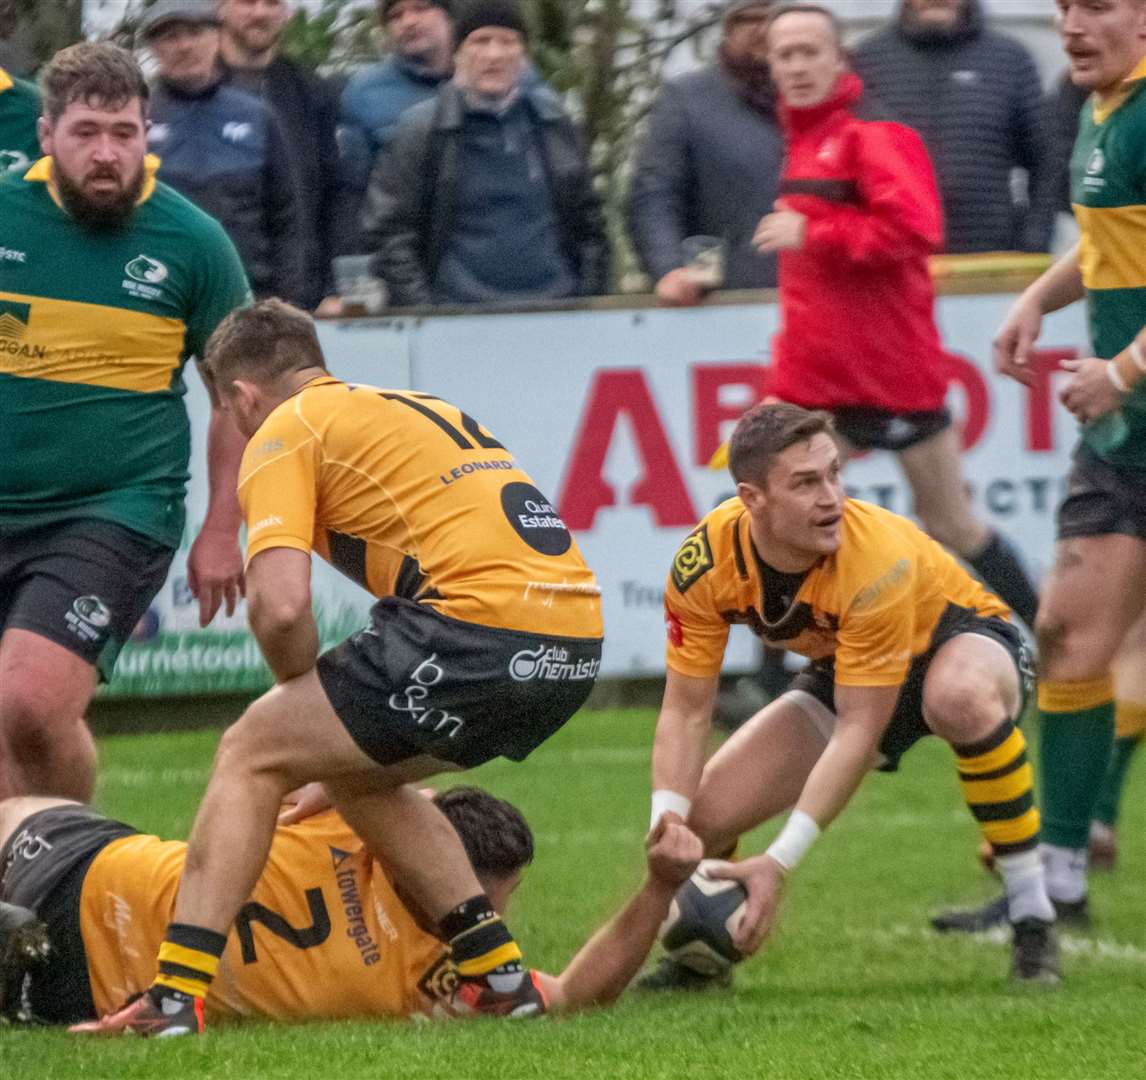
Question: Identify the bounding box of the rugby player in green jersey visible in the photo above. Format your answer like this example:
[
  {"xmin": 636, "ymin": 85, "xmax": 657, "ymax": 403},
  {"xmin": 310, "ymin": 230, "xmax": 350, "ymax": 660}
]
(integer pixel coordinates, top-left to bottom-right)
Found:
[
  {"xmin": 0, "ymin": 43, "xmax": 251, "ymax": 802},
  {"xmin": 936, "ymin": 0, "xmax": 1146, "ymax": 933},
  {"xmin": 0, "ymin": 63, "xmax": 39, "ymax": 175}
]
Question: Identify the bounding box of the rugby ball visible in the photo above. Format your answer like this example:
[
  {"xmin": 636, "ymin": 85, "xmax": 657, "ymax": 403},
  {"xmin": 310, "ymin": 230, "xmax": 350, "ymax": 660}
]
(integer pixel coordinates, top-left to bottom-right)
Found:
[{"xmin": 658, "ymin": 861, "xmax": 748, "ymax": 975}]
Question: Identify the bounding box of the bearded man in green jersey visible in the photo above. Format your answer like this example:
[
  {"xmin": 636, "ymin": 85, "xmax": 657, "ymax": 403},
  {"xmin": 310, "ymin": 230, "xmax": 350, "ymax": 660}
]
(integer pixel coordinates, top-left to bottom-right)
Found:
[
  {"xmin": 935, "ymin": 0, "xmax": 1146, "ymax": 934},
  {"xmin": 0, "ymin": 43, "xmax": 251, "ymax": 802}
]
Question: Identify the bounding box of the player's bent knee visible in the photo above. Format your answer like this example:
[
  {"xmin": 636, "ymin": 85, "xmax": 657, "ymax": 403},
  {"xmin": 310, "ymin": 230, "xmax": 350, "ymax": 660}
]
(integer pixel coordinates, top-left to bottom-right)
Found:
[{"xmin": 924, "ymin": 674, "xmax": 1002, "ymax": 743}]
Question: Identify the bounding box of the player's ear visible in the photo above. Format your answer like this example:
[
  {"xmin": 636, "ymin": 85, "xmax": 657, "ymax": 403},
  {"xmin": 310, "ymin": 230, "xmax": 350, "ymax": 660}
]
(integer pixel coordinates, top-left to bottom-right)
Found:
[
  {"xmin": 736, "ymin": 480, "xmax": 767, "ymax": 512},
  {"xmin": 36, "ymin": 116, "xmax": 52, "ymax": 156}
]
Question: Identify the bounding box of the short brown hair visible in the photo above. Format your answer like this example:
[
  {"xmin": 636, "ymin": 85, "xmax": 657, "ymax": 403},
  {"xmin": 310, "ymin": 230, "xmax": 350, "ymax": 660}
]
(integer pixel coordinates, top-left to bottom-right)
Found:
[
  {"xmin": 203, "ymin": 299, "xmax": 327, "ymax": 396},
  {"xmin": 766, "ymin": 2, "xmax": 843, "ymax": 45},
  {"xmin": 433, "ymin": 787, "xmax": 534, "ymax": 879},
  {"xmin": 728, "ymin": 401, "xmax": 835, "ymax": 484},
  {"xmin": 41, "ymin": 42, "xmax": 150, "ymax": 124}
]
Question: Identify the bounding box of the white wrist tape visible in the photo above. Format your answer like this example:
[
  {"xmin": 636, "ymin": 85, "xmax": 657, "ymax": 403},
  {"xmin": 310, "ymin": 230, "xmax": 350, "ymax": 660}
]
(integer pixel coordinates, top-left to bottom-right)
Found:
[
  {"xmin": 1131, "ymin": 340, "xmax": 1146, "ymax": 375},
  {"xmin": 650, "ymin": 789, "xmax": 691, "ymax": 829},
  {"xmin": 766, "ymin": 810, "xmax": 821, "ymax": 873},
  {"xmin": 1107, "ymin": 360, "xmax": 1129, "ymax": 394}
]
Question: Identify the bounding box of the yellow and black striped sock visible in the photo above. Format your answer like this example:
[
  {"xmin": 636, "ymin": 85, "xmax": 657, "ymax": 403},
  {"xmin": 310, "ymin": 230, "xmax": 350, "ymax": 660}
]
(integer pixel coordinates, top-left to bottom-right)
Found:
[
  {"xmin": 955, "ymin": 720, "xmax": 1040, "ymax": 856},
  {"xmin": 153, "ymin": 923, "xmax": 228, "ymax": 1001},
  {"xmin": 441, "ymin": 895, "xmax": 523, "ymax": 985}
]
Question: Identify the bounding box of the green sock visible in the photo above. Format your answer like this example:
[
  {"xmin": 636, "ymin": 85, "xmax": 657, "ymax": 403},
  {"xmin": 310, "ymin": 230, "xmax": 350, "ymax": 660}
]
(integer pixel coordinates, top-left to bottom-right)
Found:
[
  {"xmin": 1092, "ymin": 736, "xmax": 1143, "ymax": 827},
  {"xmin": 1038, "ymin": 677, "xmax": 1116, "ymax": 849}
]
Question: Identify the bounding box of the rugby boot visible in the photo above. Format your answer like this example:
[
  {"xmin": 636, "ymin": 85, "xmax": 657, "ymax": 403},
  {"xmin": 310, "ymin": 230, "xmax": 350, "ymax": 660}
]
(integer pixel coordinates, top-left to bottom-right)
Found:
[
  {"xmin": 69, "ymin": 989, "xmax": 204, "ymax": 1037},
  {"xmin": 452, "ymin": 970, "xmax": 548, "ymax": 1019},
  {"xmin": 633, "ymin": 956, "xmax": 733, "ymax": 993},
  {"xmin": 0, "ymin": 901, "xmax": 50, "ymax": 1021},
  {"xmin": 1010, "ymin": 919, "xmax": 1062, "ymax": 985},
  {"xmin": 932, "ymin": 893, "xmax": 1090, "ymax": 934}
]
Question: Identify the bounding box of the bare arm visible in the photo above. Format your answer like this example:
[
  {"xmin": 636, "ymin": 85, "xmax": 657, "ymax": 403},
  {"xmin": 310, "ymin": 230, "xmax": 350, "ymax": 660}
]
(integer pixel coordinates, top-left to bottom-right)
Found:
[
  {"xmin": 187, "ymin": 408, "xmax": 246, "ymax": 627},
  {"xmin": 246, "ymin": 548, "xmax": 317, "ymax": 682},
  {"xmin": 709, "ymin": 683, "xmax": 899, "ymax": 955},
  {"xmin": 650, "ymin": 669, "xmax": 720, "ymax": 813},
  {"xmin": 995, "ymin": 244, "xmax": 1085, "ymax": 384},
  {"xmin": 790, "ymin": 683, "xmax": 899, "ymax": 827},
  {"xmin": 538, "ymin": 818, "xmax": 703, "ymax": 1013}
]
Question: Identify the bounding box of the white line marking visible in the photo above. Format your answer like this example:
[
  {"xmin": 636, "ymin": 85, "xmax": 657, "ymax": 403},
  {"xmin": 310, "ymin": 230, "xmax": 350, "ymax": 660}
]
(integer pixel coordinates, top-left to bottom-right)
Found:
[{"xmin": 876, "ymin": 924, "xmax": 1146, "ymax": 967}]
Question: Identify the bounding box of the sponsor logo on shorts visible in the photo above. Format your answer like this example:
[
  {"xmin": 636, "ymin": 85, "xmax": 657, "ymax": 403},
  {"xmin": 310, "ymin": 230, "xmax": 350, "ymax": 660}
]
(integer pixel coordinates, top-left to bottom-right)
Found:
[
  {"xmin": 509, "ymin": 643, "xmax": 600, "ymax": 682},
  {"xmin": 500, "ymin": 482, "xmax": 572, "ymax": 556},
  {"xmin": 4, "ymin": 828, "xmax": 53, "ymax": 871},
  {"xmin": 388, "ymin": 654, "xmax": 466, "ymax": 737},
  {"xmin": 65, "ymin": 594, "xmax": 112, "ymax": 643}
]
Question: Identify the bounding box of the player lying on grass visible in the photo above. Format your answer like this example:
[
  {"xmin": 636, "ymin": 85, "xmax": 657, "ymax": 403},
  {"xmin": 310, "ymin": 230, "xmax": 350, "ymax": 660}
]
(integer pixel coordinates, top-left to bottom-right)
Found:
[
  {"xmin": 0, "ymin": 788, "xmax": 701, "ymax": 1027},
  {"xmin": 645, "ymin": 402, "xmax": 1060, "ymax": 987}
]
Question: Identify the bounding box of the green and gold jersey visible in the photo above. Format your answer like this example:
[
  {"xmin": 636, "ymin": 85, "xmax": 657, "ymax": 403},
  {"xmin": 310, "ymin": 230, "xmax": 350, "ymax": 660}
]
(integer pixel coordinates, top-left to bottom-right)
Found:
[
  {"xmin": 1072, "ymin": 55, "xmax": 1146, "ymax": 467},
  {"xmin": 0, "ymin": 67, "xmax": 40, "ymax": 176},
  {"xmin": 0, "ymin": 155, "xmax": 251, "ymax": 547}
]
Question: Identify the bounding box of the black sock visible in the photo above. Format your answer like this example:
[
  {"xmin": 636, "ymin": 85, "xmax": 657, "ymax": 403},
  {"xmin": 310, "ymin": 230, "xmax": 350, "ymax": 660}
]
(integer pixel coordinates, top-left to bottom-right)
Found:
[
  {"xmin": 969, "ymin": 531, "xmax": 1038, "ymax": 626},
  {"xmin": 441, "ymin": 895, "xmax": 523, "ymax": 985}
]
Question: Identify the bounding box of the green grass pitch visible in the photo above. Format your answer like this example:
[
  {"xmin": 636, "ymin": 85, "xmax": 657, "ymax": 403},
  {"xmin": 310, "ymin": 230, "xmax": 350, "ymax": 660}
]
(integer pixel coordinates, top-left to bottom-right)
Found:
[{"xmin": 4, "ymin": 708, "xmax": 1145, "ymax": 1079}]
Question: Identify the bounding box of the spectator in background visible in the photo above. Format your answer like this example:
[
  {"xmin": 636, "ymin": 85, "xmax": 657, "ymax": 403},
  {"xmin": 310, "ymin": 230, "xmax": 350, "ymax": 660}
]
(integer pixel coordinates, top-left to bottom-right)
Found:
[
  {"xmin": 0, "ymin": 61, "xmax": 39, "ymax": 175},
  {"xmin": 1037, "ymin": 71, "xmax": 1089, "ymax": 220},
  {"xmin": 754, "ymin": 3, "xmax": 1039, "ymax": 628},
  {"xmin": 362, "ymin": 0, "xmax": 607, "ymax": 307},
  {"xmin": 217, "ymin": 0, "xmax": 341, "ymax": 310},
  {"xmin": 851, "ymin": 0, "xmax": 1053, "ymax": 254},
  {"xmin": 141, "ymin": 0, "xmax": 304, "ymax": 303},
  {"xmin": 628, "ymin": 0, "xmax": 783, "ymax": 303},
  {"xmin": 338, "ymin": 0, "xmax": 455, "ymax": 252}
]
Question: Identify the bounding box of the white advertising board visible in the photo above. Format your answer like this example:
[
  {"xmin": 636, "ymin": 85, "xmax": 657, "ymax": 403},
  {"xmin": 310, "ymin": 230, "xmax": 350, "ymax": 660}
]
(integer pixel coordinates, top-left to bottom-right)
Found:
[{"xmin": 104, "ymin": 294, "xmax": 1089, "ymax": 696}]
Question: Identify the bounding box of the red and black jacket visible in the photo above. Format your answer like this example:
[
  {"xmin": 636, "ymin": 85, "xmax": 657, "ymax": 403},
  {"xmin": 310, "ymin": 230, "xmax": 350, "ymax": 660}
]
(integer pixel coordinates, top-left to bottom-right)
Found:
[{"xmin": 769, "ymin": 72, "xmax": 950, "ymax": 413}]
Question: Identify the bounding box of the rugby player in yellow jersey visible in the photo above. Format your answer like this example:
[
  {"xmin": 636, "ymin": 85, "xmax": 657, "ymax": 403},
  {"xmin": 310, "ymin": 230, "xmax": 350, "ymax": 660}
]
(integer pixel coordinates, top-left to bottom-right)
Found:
[
  {"xmin": 84, "ymin": 300, "xmax": 604, "ymax": 1036},
  {"xmin": 644, "ymin": 402, "xmax": 1060, "ymax": 985},
  {"xmin": 0, "ymin": 790, "xmax": 701, "ymax": 1026}
]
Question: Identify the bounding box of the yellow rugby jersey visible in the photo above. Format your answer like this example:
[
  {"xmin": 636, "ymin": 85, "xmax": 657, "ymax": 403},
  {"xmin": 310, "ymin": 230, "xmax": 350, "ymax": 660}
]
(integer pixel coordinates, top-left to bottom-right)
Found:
[
  {"xmin": 238, "ymin": 377, "xmax": 602, "ymax": 638},
  {"xmin": 79, "ymin": 812, "xmax": 452, "ymax": 1022},
  {"xmin": 664, "ymin": 498, "xmax": 1009, "ymax": 685}
]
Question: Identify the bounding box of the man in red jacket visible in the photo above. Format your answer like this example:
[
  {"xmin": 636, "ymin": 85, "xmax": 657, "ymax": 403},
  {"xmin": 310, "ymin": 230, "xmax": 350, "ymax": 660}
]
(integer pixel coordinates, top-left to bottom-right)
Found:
[{"xmin": 753, "ymin": 2, "xmax": 1037, "ymax": 629}]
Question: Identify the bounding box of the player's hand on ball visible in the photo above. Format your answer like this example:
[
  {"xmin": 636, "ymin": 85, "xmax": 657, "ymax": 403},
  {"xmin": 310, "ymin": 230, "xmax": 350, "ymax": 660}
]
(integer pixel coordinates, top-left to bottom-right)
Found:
[
  {"xmin": 705, "ymin": 854, "xmax": 786, "ymax": 956},
  {"xmin": 646, "ymin": 815, "xmax": 703, "ymax": 888},
  {"xmin": 1059, "ymin": 356, "xmax": 1124, "ymax": 423}
]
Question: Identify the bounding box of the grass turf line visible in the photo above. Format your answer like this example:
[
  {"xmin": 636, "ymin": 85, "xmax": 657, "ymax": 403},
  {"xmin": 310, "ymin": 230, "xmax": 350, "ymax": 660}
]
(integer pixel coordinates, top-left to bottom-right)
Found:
[{"xmin": 3, "ymin": 708, "xmax": 1145, "ymax": 1079}]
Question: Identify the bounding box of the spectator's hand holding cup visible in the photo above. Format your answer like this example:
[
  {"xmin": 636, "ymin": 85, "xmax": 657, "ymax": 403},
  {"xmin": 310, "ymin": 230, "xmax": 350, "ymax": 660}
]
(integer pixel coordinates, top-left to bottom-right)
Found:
[
  {"xmin": 656, "ymin": 236, "xmax": 725, "ymax": 308},
  {"xmin": 333, "ymin": 255, "xmax": 388, "ymax": 316}
]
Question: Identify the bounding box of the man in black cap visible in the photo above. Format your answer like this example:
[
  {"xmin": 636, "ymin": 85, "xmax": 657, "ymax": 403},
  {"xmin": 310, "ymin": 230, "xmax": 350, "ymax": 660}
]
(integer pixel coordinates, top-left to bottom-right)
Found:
[
  {"xmin": 141, "ymin": 0, "xmax": 305, "ymax": 303},
  {"xmin": 362, "ymin": 0, "xmax": 607, "ymax": 306}
]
